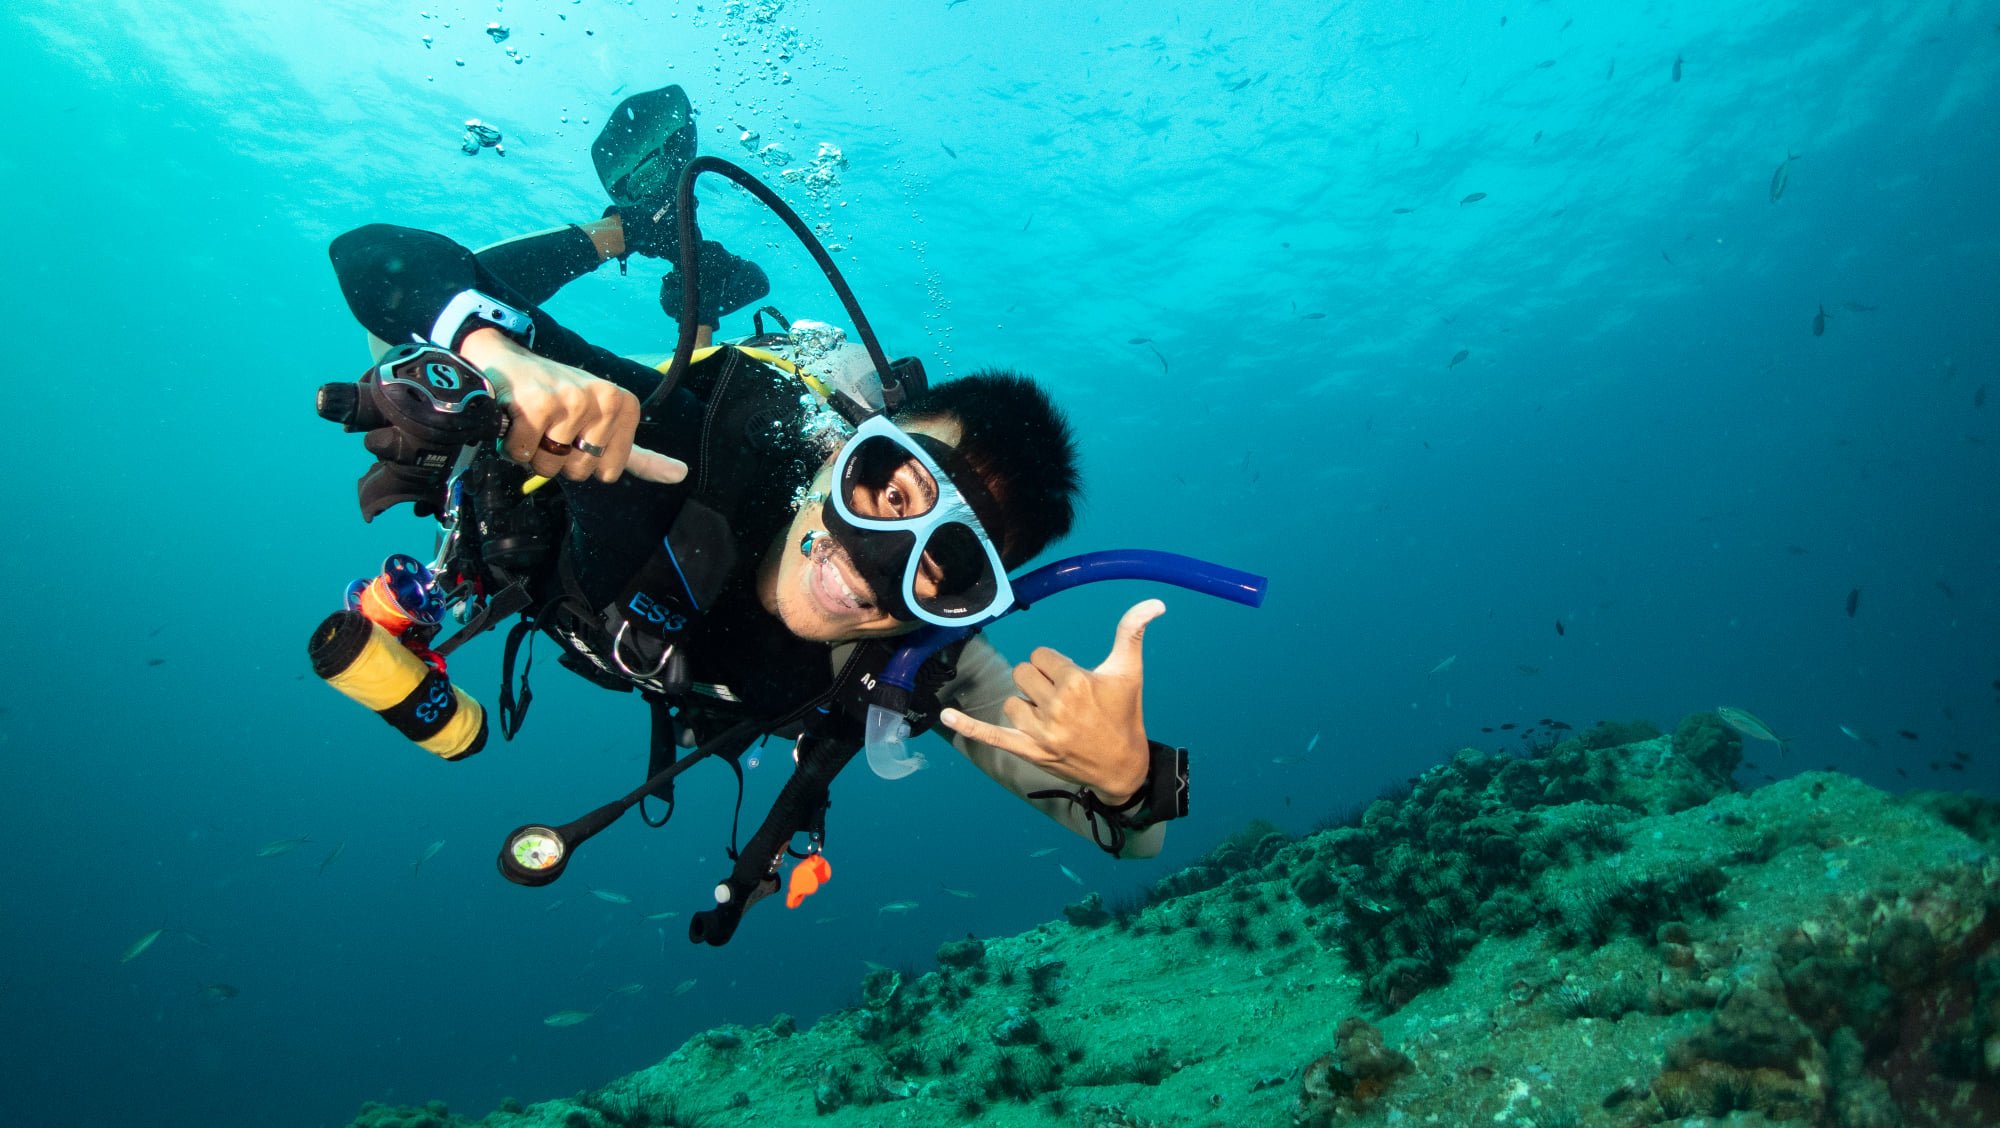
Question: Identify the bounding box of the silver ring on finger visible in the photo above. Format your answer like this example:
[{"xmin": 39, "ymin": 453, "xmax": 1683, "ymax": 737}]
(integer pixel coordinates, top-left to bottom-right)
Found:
[{"xmin": 574, "ymin": 438, "xmax": 607, "ymax": 458}]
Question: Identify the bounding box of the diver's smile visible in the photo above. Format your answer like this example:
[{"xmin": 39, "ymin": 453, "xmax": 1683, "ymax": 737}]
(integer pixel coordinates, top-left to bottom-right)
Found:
[{"xmin": 806, "ymin": 536, "xmax": 879, "ymax": 617}]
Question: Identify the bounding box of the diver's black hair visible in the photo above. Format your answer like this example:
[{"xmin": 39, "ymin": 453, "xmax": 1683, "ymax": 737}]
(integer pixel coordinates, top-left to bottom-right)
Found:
[{"xmin": 895, "ymin": 369, "xmax": 1081, "ymax": 569}]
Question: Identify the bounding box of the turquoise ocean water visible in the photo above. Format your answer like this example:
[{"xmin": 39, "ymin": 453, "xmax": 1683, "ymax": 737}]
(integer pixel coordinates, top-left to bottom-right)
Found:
[{"xmin": 2, "ymin": 1, "xmax": 1995, "ymax": 1125}]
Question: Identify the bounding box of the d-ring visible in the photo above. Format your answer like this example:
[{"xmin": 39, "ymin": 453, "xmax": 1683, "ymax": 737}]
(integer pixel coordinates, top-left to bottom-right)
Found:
[{"xmin": 612, "ymin": 619, "xmax": 671, "ymax": 679}]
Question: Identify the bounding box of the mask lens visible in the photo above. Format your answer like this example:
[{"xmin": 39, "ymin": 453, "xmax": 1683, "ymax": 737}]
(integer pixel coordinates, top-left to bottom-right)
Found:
[
  {"xmin": 842, "ymin": 436, "xmax": 938, "ymax": 519},
  {"xmin": 915, "ymin": 523, "xmax": 997, "ymax": 618},
  {"xmin": 922, "ymin": 524, "xmax": 987, "ymax": 595}
]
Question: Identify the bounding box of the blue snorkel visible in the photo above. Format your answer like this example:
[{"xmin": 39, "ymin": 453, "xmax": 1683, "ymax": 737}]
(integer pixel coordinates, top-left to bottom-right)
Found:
[{"xmin": 862, "ymin": 549, "xmax": 1268, "ymax": 778}]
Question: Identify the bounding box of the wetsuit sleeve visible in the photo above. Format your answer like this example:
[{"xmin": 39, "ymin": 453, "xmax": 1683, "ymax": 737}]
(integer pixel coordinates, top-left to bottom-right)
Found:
[
  {"xmin": 939, "ymin": 636, "xmax": 1167, "ymax": 859},
  {"xmin": 474, "ymin": 224, "xmax": 606, "ymax": 308},
  {"xmin": 327, "ymin": 223, "xmax": 662, "ymax": 400}
]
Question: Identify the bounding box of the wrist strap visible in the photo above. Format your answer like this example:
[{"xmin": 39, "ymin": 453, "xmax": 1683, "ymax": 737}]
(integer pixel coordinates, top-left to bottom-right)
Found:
[
  {"xmin": 1027, "ymin": 741, "xmax": 1188, "ymax": 857},
  {"xmin": 430, "ymin": 289, "xmax": 535, "ymax": 351}
]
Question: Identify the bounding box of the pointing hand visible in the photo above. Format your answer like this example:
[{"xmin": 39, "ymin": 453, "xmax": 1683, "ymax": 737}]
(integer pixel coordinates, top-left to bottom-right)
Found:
[{"xmin": 460, "ymin": 327, "xmax": 688, "ymax": 485}]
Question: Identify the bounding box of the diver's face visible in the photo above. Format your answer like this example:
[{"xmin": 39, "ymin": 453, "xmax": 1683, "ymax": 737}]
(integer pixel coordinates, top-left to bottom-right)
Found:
[{"xmin": 761, "ymin": 417, "xmax": 965, "ymax": 643}]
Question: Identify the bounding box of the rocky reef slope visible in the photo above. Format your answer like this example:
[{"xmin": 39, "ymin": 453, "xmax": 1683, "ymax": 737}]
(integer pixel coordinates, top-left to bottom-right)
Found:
[{"xmin": 352, "ymin": 714, "xmax": 2000, "ymax": 1128}]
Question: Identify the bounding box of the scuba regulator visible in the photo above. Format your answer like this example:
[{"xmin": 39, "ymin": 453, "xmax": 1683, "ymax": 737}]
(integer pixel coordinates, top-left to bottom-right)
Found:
[{"xmin": 315, "ymin": 344, "xmax": 505, "ymax": 522}]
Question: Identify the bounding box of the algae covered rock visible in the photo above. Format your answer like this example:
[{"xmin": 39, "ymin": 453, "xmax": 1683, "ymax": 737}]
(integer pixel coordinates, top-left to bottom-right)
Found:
[
  {"xmin": 1291, "ymin": 1018, "xmax": 1413, "ymax": 1126},
  {"xmin": 349, "ymin": 1101, "xmax": 471, "ymax": 1128},
  {"xmin": 1062, "ymin": 891, "xmax": 1111, "ymax": 927},
  {"xmin": 1674, "ymin": 710, "xmax": 1745, "ymax": 778},
  {"xmin": 935, "ymin": 936, "xmax": 986, "ymax": 968}
]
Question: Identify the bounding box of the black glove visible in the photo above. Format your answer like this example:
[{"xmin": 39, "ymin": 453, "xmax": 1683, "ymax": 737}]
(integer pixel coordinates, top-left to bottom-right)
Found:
[
  {"xmin": 604, "ymin": 202, "xmax": 683, "ymax": 262},
  {"xmin": 659, "ymin": 241, "xmax": 771, "ymax": 328}
]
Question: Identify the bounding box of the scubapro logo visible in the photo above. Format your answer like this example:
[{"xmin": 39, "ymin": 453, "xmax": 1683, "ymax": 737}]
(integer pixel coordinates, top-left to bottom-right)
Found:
[{"xmin": 425, "ymin": 362, "xmax": 462, "ymax": 390}]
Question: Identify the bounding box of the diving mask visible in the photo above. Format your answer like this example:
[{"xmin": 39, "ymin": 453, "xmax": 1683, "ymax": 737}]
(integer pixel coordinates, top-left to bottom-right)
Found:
[{"xmin": 818, "ymin": 415, "xmax": 1013, "ymax": 627}]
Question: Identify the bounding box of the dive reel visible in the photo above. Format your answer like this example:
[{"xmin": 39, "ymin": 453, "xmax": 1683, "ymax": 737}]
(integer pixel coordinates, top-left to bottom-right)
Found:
[{"xmin": 315, "ymin": 344, "xmax": 505, "ymax": 522}]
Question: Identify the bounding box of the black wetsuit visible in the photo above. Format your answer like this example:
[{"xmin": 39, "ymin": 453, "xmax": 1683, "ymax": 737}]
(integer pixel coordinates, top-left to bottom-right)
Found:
[{"xmin": 327, "ymin": 223, "xmax": 878, "ymax": 732}]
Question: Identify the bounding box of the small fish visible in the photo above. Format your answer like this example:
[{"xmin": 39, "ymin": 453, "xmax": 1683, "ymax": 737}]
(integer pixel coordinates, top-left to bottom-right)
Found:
[
  {"xmin": 587, "ymin": 887, "xmax": 632, "ymax": 904},
  {"xmin": 1481, "ymin": 727, "xmax": 1494, "ymax": 733},
  {"xmin": 1672, "ymin": 54, "xmax": 1683, "ymax": 82},
  {"xmin": 1428, "ymin": 654, "xmax": 1457, "ymax": 675},
  {"xmin": 608, "ymin": 983, "xmax": 645, "ymax": 997},
  {"xmin": 1306, "ymin": 732, "xmax": 1321, "ymax": 752},
  {"xmin": 814, "ymin": 916, "xmax": 841, "ymax": 925},
  {"xmin": 1499, "ymin": 723, "xmax": 1516, "ymax": 731},
  {"xmin": 1059, "ymin": 864, "xmax": 1083, "ymax": 886},
  {"xmin": 1021, "ymin": 214, "xmax": 1033, "ymax": 231},
  {"xmin": 412, "ymin": 839, "xmax": 445, "ymax": 875},
  {"xmin": 1533, "ymin": 130, "xmax": 1543, "ymax": 144},
  {"xmin": 1300, "ymin": 312, "xmax": 1326, "ymax": 320},
  {"xmin": 317, "ymin": 842, "xmax": 345, "ymax": 876},
  {"xmin": 544, "ymin": 900, "xmax": 566, "ymax": 913},
  {"xmin": 940, "ymin": 142, "xmax": 957, "ymax": 159},
  {"xmin": 1936, "ymin": 581, "xmax": 1956, "ymax": 598},
  {"xmin": 1717, "ymin": 706, "xmax": 1790, "ymax": 756},
  {"xmin": 197, "ymin": 982, "xmax": 239, "ymax": 1001},
  {"xmin": 1448, "ymin": 349, "xmax": 1470, "ymax": 369},
  {"xmin": 643, "ymin": 910, "xmax": 680, "ymax": 920},
  {"xmin": 1846, "ymin": 588, "xmax": 1859, "ymax": 617},
  {"xmin": 1131, "ymin": 339, "xmax": 1170, "ymax": 374},
  {"xmin": 1392, "ymin": 207, "xmax": 1414, "ymax": 214},
  {"xmin": 672, "ymin": 979, "xmax": 698, "ymax": 997},
  {"xmin": 544, "ymin": 1010, "xmax": 596, "ymax": 1027},
  {"xmin": 878, "ymin": 901, "xmax": 919, "ymax": 915},
  {"xmin": 1459, "ymin": 192, "xmax": 1487, "ymax": 206},
  {"xmin": 863, "ymin": 959, "xmax": 891, "ymax": 972},
  {"xmin": 1769, "ymin": 153, "xmax": 1798, "ymax": 202},
  {"xmin": 1897, "ymin": 730, "xmax": 1919, "ymax": 741},
  {"xmin": 1812, "ymin": 304, "xmax": 1829, "ymax": 336},
  {"xmin": 1555, "ymin": 619, "xmax": 1565, "ymax": 636},
  {"xmin": 1606, "ymin": 59, "xmax": 1615, "ymax": 79},
  {"xmin": 1517, "ymin": 665, "xmax": 1539, "ymax": 675},
  {"xmin": 258, "ymin": 836, "xmax": 311, "ymax": 858},
  {"xmin": 1975, "ymin": 385, "xmax": 1987, "ymax": 408},
  {"xmin": 940, "ymin": 886, "xmax": 978, "ymax": 899},
  {"xmin": 1534, "ymin": 59, "xmax": 1555, "ymax": 69},
  {"xmin": 1028, "ymin": 847, "xmax": 1059, "ymax": 858},
  {"xmin": 1786, "ymin": 545, "xmax": 1809, "ymax": 555},
  {"xmin": 146, "ymin": 657, "xmax": 166, "ymax": 667},
  {"xmin": 1270, "ymin": 756, "xmax": 1306, "ymax": 766},
  {"xmin": 1839, "ymin": 725, "xmax": 1880, "ymax": 748},
  {"xmin": 121, "ymin": 927, "xmax": 165, "ymax": 965}
]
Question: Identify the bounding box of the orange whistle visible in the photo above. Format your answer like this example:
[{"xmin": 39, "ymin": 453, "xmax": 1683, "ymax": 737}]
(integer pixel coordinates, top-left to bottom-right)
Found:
[{"xmin": 786, "ymin": 853, "xmax": 832, "ymax": 908}]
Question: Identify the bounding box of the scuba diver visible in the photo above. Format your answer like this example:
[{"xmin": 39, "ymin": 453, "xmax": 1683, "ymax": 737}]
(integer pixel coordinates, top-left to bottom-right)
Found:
[{"xmin": 311, "ymin": 85, "xmax": 1262, "ymax": 946}]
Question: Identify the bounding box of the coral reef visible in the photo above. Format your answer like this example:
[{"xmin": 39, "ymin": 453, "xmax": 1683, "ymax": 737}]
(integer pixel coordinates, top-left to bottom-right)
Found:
[{"xmin": 341, "ymin": 714, "xmax": 2000, "ymax": 1128}]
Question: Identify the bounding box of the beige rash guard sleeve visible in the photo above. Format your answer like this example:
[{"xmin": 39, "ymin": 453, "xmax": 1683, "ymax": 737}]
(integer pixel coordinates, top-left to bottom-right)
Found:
[{"xmin": 933, "ymin": 635, "xmax": 1166, "ymax": 859}]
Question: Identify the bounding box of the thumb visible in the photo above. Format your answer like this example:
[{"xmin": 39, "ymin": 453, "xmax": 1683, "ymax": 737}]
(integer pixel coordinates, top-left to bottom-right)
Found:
[
  {"xmin": 624, "ymin": 446, "xmax": 690, "ymax": 485},
  {"xmin": 1097, "ymin": 599, "xmax": 1166, "ymax": 678}
]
